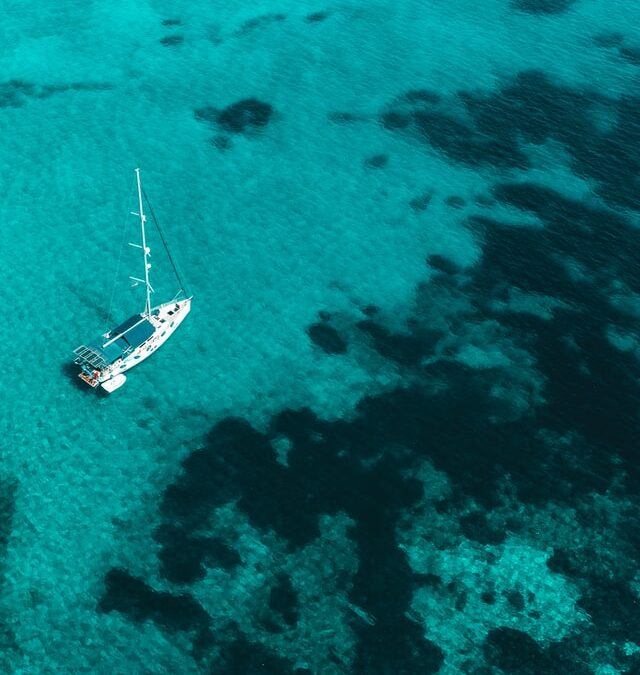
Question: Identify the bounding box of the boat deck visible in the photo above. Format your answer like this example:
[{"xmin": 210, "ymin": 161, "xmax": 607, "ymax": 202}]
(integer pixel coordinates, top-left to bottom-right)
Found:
[{"xmin": 78, "ymin": 372, "xmax": 99, "ymax": 388}]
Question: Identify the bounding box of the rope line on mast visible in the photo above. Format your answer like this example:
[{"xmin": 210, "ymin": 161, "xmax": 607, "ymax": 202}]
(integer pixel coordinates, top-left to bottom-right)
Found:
[{"xmin": 141, "ymin": 186, "xmax": 189, "ymax": 297}]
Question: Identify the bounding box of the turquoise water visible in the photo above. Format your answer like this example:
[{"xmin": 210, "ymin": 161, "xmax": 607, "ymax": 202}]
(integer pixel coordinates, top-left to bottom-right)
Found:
[{"xmin": 2, "ymin": 0, "xmax": 640, "ymax": 672}]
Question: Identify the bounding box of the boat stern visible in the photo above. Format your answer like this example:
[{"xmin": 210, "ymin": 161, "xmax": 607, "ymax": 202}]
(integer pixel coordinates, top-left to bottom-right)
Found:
[{"xmin": 78, "ymin": 370, "xmax": 100, "ymax": 388}]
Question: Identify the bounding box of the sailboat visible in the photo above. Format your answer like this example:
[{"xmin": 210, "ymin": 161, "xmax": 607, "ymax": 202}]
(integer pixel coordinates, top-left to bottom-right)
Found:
[{"xmin": 73, "ymin": 168, "xmax": 191, "ymax": 393}]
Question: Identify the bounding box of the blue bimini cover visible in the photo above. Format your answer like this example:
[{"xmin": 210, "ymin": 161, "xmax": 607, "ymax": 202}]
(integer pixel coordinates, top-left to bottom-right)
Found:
[
  {"xmin": 87, "ymin": 315, "xmax": 155, "ymax": 365},
  {"xmin": 109, "ymin": 314, "xmax": 155, "ymax": 349}
]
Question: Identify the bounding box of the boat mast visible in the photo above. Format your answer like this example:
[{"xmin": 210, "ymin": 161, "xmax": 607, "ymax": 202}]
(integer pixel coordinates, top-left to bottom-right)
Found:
[{"xmin": 134, "ymin": 168, "xmax": 153, "ymax": 317}]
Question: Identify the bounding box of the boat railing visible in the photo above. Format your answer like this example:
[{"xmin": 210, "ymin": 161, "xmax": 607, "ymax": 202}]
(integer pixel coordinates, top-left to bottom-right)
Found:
[{"xmin": 73, "ymin": 345, "xmax": 108, "ymax": 370}]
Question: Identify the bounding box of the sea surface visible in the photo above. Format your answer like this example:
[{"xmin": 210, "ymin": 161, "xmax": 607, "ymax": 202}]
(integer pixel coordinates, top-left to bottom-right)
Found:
[{"xmin": 0, "ymin": 0, "xmax": 639, "ymax": 672}]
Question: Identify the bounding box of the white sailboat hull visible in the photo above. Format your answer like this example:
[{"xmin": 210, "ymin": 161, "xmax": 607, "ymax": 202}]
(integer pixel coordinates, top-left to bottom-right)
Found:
[{"xmin": 95, "ymin": 298, "xmax": 191, "ymax": 392}]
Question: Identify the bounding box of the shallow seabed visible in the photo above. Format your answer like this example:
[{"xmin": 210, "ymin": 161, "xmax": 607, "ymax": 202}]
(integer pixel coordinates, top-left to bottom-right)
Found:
[{"xmin": 1, "ymin": 0, "xmax": 640, "ymax": 672}]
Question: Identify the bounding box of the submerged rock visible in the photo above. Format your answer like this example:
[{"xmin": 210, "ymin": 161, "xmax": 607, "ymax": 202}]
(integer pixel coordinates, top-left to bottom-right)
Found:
[
  {"xmin": 445, "ymin": 195, "xmax": 466, "ymax": 208},
  {"xmin": 160, "ymin": 35, "xmax": 184, "ymax": 46},
  {"xmin": 217, "ymin": 98, "xmax": 273, "ymax": 133},
  {"xmin": 268, "ymin": 573, "xmax": 300, "ymax": 627},
  {"xmin": 427, "ymin": 254, "xmax": 459, "ymax": 275},
  {"xmin": 307, "ymin": 322, "xmax": 347, "ymax": 354},
  {"xmin": 484, "ymin": 627, "xmax": 550, "ymax": 672},
  {"xmin": 194, "ymin": 98, "xmax": 274, "ymax": 134},
  {"xmin": 364, "ymin": 154, "xmax": 388, "ymax": 168},
  {"xmin": 99, "ymin": 568, "xmax": 212, "ymax": 642},
  {"xmin": 305, "ymin": 11, "xmax": 329, "ymax": 23},
  {"xmin": 511, "ymin": 0, "xmax": 576, "ymax": 14},
  {"xmin": 410, "ymin": 191, "xmax": 434, "ymax": 212}
]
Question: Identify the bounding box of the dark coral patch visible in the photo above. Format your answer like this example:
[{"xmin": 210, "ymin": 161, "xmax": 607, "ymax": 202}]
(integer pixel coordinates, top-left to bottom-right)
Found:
[
  {"xmin": 160, "ymin": 35, "xmax": 184, "ymax": 46},
  {"xmin": 0, "ymin": 477, "xmax": 16, "ymax": 549},
  {"xmin": 415, "ymin": 107, "xmax": 529, "ymax": 168},
  {"xmin": 445, "ymin": 195, "xmax": 466, "ymax": 208},
  {"xmin": 357, "ymin": 320, "xmax": 440, "ymax": 366},
  {"xmin": 0, "ymin": 80, "xmax": 34, "ymax": 107},
  {"xmin": 619, "ymin": 45, "xmax": 640, "ymax": 65},
  {"xmin": 305, "ymin": 11, "xmax": 329, "ymax": 22},
  {"xmin": 98, "ymin": 97, "xmax": 640, "ymax": 668},
  {"xmin": 577, "ymin": 577, "xmax": 640, "ymax": 640},
  {"xmin": 481, "ymin": 590, "xmax": 496, "ymax": 604},
  {"xmin": 415, "ymin": 572, "xmax": 442, "ymax": 587},
  {"xmin": 361, "ymin": 304, "xmax": 379, "ymax": 317},
  {"xmin": 0, "ymin": 79, "xmax": 112, "ymax": 107},
  {"xmin": 138, "ymin": 170, "xmax": 640, "ymax": 666},
  {"xmin": 382, "ymin": 78, "xmax": 532, "ymax": 167},
  {"xmin": 427, "ymin": 254, "xmax": 459, "ymax": 276},
  {"xmin": 505, "ymin": 589, "xmax": 526, "ymax": 611},
  {"xmin": 547, "ymin": 548, "xmax": 640, "ymax": 642},
  {"xmin": 99, "ymin": 568, "xmax": 213, "ymax": 649},
  {"xmin": 217, "ymin": 98, "xmax": 273, "ymax": 133},
  {"xmin": 161, "ymin": 419, "xmax": 266, "ymax": 529},
  {"xmin": 467, "ymin": 182, "xmax": 640, "ymax": 497},
  {"xmin": 364, "ymin": 154, "xmax": 388, "ymax": 168},
  {"xmin": 268, "ymin": 573, "xmax": 300, "ymax": 627},
  {"xmin": 156, "ymin": 402, "xmax": 440, "ymax": 669},
  {"xmin": 154, "ymin": 524, "xmax": 240, "ymax": 584},
  {"xmin": 384, "ymin": 68, "xmax": 640, "ymax": 210},
  {"xmin": 211, "ymin": 135, "xmax": 232, "ymax": 151},
  {"xmin": 40, "ymin": 82, "xmax": 113, "ymax": 97},
  {"xmin": 162, "ymin": 18, "xmax": 182, "ymax": 26},
  {"xmin": 195, "ymin": 99, "xmax": 274, "ymax": 134},
  {"xmin": 307, "ymin": 322, "xmax": 347, "ymax": 354},
  {"xmin": 459, "ymin": 510, "xmax": 506, "ymax": 545},
  {"xmin": 496, "ymin": 72, "xmax": 640, "ymax": 208},
  {"xmin": 237, "ymin": 13, "xmax": 286, "ymax": 36},
  {"xmin": 218, "ymin": 635, "xmax": 295, "ymax": 673},
  {"xmin": 380, "ymin": 111, "xmax": 411, "ymax": 130},
  {"xmin": 511, "ymin": 0, "xmax": 576, "ymax": 14},
  {"xmin": 414, "ymin": 112, "xmax": 476, "ymax": 160},
  {"xmin": 592, "ymin": 31, "xmax": 624, "ymax": 48},
  {"xmin": 491, "ymin": 181, "xmax": 640, "ymax": 297},
  {"xmin": 161, "ymin": 405, "xmax": 425, "ymax": 556},
  {"xmin": 483, "ymin": 627, "xmax": 550, "ymax": 673},
  {"xmin": 461, "ymin": 70, "xmax": 591, "ymax": 147},
  {"xmin": 353, "ymin": 616, "xmax": 443, "ymax": 674},
  {"xmin": 402, "ymin": 89, "xmax": 441, "ymax": 104},
  {"xmin": 463, "ymin": 71, "xmax": 640, "ymax": 210},
  {"xmin": 410, "ymin": 190, "xmax": 434, "ymax": 212}
]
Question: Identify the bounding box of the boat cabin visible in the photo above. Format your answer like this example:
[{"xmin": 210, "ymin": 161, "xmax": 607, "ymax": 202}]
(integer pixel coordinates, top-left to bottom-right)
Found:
[{"xmin": 73, "ymin": 313, "xmax": 156, "ymax": 382}]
